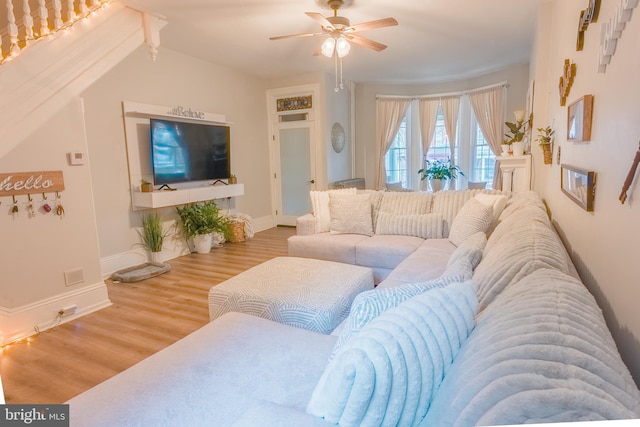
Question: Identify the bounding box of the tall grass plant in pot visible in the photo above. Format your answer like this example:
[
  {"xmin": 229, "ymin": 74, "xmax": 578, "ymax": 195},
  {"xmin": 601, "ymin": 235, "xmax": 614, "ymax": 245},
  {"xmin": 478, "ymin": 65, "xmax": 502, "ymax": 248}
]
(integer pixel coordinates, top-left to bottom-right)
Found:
[{"xmin": 137, "ymin": 212, "xmax": 170, "ymax": 263}]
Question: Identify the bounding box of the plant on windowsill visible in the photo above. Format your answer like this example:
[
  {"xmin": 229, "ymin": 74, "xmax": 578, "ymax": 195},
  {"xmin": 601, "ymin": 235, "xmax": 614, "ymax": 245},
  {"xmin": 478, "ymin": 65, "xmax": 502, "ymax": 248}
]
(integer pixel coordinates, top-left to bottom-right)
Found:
[
  {"xmin": 140, "ymin": 179, "xmax": 154, "ymax": 193},
  {"xmin": 535, "ymin": 126, "xmax": 555, "ymax": 165},
  {"xmin": 418, "ymin": 158, "xmax": 463, "ymax": 192},
  {"xmin": 176, "ymin": 200, "xmax": 231, "ymax": 254},
  {"xmin": 137, "ymin": 212, "xmax": 170, "ymax": 263}
]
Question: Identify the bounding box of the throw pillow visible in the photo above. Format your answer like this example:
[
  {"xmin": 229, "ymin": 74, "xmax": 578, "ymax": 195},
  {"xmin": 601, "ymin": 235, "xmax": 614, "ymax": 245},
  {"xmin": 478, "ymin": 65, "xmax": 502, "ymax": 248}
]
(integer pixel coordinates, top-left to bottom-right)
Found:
[
  {"xmin": 332, "ymin": 274, "xmax": 468, "ymax": 355},
  {"xmin": 448, "ymin": 197, "xmax": 494, "ymax": 246},
  {"xmin": 474, "ymin": 193, "xmax": 508, "ymax": 229},
  {"xmin": 446, "ymin": 231, "xmax": 487, "ymax": 270},
  {"xmin": 375, "ymin": 212, "xmax": 444, "ymax": 239},
  {"xmin": 307, "ymin": 282, "xmax": 478, "ymax": 427},
  {"xmin": 310, "ymin": 188, "xmax": 357, "ymax": 233},
  {"xmin": 329, "ymin": 193, "xmax": 374, "ymax": 236}
]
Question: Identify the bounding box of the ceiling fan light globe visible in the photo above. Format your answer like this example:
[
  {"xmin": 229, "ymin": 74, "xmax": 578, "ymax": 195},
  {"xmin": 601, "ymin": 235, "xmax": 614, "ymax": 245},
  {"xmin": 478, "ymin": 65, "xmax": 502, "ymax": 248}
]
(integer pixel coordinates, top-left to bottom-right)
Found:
[
  {"xmin": 336, "ymin": 36, "xmax": 350, "ymax": 57},
  {"xmin": 321, "ymin": 37, "xmax": 336, "ymax": 57}
]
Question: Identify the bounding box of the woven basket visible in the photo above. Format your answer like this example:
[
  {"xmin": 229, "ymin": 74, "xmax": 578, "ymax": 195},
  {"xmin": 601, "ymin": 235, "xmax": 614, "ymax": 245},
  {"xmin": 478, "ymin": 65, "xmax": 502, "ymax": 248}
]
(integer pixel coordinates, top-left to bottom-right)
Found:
[{"xmin": 228, "ymin": 220, "xmax": 246, "ymax": 243}]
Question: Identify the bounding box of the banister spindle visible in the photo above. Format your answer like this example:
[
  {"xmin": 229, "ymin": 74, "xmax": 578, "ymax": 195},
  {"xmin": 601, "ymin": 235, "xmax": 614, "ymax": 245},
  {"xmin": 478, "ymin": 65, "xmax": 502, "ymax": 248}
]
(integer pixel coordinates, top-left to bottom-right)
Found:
[
  {"xmin": 52, "ymin": 0, "xmax": 63, "ymax": 29},
  {"xmin": 78, "ymin": 0, "xmax": 88, "ymax": 16},
  {"xmin": 37, "ymin": 0, "xmax": 50, "ymax": 36},
  {"xmin": 5, "ymin": 0, "xmax": 21, "ymax": 57},
  {"xmin": 65, "ymin": 0, "xmax": 76, "ymax": 21},
  {"xmin": 22, "ymin": 0, "xmax": 35, "ymax": 43}
]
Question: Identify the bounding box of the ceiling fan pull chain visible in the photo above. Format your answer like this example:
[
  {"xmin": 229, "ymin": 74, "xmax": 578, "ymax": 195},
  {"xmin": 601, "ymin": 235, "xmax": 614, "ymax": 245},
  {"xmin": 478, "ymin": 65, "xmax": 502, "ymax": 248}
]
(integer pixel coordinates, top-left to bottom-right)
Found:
[{"xmin": 334, "ymin": 53, "xmax": 339, "ymax": 92}]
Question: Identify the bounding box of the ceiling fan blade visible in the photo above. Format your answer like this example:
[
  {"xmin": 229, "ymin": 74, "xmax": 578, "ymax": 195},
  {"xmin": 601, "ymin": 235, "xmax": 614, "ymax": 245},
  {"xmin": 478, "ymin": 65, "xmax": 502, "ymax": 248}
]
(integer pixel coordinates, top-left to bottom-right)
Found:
[
  {"xmin": 348, "ymin": 17, "xmax": 398, "ymax": 33},
  {"xmin": 345, "ymin": 34, "xmax": 387, "ymax": 51},
  {"xmin": 270, "ymin": 32, "xmax": 324, "ymax": 41},
  {"xmin": 305, "ymin": 12, "xmax": 334, "ymax": 30}
]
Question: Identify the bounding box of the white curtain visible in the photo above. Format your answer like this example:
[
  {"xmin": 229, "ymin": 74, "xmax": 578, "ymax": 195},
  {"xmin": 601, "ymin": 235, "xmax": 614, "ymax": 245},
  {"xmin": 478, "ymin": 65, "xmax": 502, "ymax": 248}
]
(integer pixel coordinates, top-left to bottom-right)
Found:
[
  {"xmin": 468, "ymin": 86, "xmax": 506, "ymax": 189},
  {"xmin": 375, "ymin": 98, "xmax": 410, "ymax": 190},
  {"xmin": 418, "ymin": 99, "xmax": 440, "ymax": 158},
  {"xmin": 442, "ymin": 96, "xmax": 460, "ymax": 162}
]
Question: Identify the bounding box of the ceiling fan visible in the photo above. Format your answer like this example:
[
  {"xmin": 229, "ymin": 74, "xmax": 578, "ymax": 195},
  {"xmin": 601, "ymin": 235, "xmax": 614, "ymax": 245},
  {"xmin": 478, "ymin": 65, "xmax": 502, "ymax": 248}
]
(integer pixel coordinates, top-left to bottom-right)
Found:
[{"xmin": 269, "ymin": 0, "xmax": 398, "ymax": 56}]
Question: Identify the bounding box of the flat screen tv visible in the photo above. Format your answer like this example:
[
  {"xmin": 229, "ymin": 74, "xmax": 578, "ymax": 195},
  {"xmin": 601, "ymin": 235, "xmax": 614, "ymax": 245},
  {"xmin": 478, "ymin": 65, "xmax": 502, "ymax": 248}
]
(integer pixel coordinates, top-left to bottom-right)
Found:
[{"xmin": 150, "ymin": 118, "xmax": 230, "ymax": 185}]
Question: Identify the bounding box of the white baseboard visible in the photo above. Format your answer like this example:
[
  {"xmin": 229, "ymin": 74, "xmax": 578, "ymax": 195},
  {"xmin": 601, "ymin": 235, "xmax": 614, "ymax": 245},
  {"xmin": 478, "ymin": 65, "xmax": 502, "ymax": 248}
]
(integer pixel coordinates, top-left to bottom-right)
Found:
[
  {"xmin": 101, "ymin": 215, "xmax": 277, "ymax": 277},
  {"xmin": 0, "ymin": 282, "xmax": 111, "ymax": 346}
]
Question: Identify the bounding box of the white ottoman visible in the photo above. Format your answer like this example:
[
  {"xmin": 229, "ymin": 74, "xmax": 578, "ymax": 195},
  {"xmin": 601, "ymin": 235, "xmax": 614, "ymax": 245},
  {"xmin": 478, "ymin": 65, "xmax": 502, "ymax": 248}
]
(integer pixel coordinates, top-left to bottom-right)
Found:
[{"xmin": 208, "ymin": 257, "xmax": 374, "ymax": 334}]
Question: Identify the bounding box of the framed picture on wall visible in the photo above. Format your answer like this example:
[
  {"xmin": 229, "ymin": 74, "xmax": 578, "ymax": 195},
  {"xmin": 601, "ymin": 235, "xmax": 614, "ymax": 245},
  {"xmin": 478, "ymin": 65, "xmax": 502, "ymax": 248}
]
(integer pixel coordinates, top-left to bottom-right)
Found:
[
  {"xmin": 567, "ymin": 94, "xmax": 593, "ymax": 142},
  {"xmin": 561, "ymin": 164, "xmax": 596, "ymax": 211}
]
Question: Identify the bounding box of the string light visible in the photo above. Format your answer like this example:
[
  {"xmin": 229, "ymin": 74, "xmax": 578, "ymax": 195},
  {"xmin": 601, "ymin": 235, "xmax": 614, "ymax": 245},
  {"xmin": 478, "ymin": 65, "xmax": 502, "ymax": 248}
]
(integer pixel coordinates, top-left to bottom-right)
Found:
[{"xmin": 0, "ymin": 0, "xmax": 111, "ymax": 66}]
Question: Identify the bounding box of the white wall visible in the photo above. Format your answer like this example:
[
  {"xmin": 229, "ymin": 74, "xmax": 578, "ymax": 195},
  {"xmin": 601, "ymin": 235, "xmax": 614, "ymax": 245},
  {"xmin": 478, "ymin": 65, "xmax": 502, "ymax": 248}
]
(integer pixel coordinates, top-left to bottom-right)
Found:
[
  {"xmin": 325, "ymin": 77, "xmax": 353, "ymax": 185},
  {"xmin": 530, "ymin": 1, "xmax": 640, "ymax": 384},
  {"xmin": 0, "ymin": 98, "xmax": 109, "ymax": 342},
  {"xmin": 353, "ymin": 63, "xmax": 531, "ymax": 188},
  {"xmin": 81, "ymin": 46, "xmax": 271, "ymax": 268}
]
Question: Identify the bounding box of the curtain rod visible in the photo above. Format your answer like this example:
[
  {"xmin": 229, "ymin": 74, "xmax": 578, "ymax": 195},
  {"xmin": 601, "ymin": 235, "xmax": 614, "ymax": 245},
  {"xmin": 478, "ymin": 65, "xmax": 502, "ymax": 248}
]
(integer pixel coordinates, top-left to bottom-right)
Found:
[{"xmin": 375, "ymin": 80, "xmax": 509, "ymax": 100}]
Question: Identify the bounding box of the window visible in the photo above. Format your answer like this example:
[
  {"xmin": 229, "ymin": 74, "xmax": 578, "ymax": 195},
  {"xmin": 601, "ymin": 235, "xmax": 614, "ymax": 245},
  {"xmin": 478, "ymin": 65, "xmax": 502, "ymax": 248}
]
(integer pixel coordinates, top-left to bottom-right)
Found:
[
  {"xmin": 385, "ymin": 116, "xmax": 408, "ymax": 187},
  {"xmin": 384, "ymin": 97, "xmax": 496, "ymax": 190}
]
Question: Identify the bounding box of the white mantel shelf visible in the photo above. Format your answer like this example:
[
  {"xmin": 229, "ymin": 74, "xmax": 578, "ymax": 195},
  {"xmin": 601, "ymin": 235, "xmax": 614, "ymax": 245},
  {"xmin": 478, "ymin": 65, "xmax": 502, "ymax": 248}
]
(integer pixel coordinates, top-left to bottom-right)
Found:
[{"xmin": 133, "ymin": 184, "xmax": 244, "ymax": 209}]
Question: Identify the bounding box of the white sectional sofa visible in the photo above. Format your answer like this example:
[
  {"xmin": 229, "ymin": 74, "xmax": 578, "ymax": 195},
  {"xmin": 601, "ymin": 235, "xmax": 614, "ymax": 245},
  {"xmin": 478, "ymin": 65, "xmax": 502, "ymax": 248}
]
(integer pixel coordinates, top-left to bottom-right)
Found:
[{"xmin": 67, "ymin": 190, "xmax": 640, "ymax": 426}]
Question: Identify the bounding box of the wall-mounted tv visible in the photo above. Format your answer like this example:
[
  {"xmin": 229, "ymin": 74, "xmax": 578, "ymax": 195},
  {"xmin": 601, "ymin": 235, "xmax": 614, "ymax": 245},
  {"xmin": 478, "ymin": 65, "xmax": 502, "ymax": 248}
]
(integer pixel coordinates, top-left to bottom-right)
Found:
[{"xmin": 150, "ymin": 118, "xmax": 230, "ymax": 185}]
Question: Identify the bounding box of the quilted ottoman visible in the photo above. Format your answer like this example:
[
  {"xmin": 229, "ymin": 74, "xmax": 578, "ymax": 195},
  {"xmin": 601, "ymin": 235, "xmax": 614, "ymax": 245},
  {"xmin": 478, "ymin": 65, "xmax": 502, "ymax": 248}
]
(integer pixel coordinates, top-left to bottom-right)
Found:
[{"xmin": 208, "ymin": 256, "xmax": 374, "ymax": 334}]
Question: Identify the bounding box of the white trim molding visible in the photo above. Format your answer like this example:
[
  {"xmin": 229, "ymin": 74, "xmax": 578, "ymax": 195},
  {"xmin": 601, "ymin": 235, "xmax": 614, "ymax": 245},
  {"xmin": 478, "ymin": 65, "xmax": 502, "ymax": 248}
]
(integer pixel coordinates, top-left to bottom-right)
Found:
[{"xmin": 0, "ymin": 282, "xmax": 111, "ymax": 346}]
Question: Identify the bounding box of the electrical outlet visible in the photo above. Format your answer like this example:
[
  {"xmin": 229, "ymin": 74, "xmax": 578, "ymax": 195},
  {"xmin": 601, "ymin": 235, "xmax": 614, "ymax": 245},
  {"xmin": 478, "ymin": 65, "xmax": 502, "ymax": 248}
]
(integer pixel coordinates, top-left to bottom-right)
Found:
[{"xmin": 58, "ymin": 304, "xmax": 78, "ymax": 318}]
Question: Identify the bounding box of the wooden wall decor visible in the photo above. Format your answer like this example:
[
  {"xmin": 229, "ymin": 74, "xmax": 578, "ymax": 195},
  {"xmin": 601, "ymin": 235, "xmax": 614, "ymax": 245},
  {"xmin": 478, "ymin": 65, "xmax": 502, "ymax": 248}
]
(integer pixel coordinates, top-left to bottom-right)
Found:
[
  {"xmin": 276, "ymin": 95, "xmax": 312, "ymax": 112},
  {"xmin": 619, "ymin": 141, "xmax": 640, "ymax": 204},
  {"xmin": 558, "ymin": 59, "xmax": 576, "ymax": 106},
  {"xmin": 598, "ymin": 0, "xmax": 639, "ymax": 73},
  {"xmin": 561, "ymin": 165, "xmax": 596, "ymax": 212},
  {"xmin": 567, "ymin": 94, "xmax": 594, "ymax": 142},
  {"xmin": 577, "ymin": 0, "xmax": 601, "ymax": 50},
  {"xmin": 0, "ymin": 171, "xmax": 65, "ymax": 197}
]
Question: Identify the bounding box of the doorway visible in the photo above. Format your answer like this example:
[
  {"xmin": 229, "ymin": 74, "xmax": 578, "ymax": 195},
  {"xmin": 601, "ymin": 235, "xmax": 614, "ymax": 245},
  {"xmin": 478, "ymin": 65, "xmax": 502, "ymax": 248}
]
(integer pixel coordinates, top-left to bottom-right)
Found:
[{"xmin": 267, "ymin": 84, "xmax": 320, "ymax": 226}]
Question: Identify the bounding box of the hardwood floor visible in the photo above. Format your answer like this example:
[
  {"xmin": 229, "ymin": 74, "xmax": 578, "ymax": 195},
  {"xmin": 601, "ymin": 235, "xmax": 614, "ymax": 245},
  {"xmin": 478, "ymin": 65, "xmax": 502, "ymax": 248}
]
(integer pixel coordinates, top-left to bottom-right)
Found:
[{"xmin": 0, "ymin": 226, "xmax": 295, "ymax": 404}]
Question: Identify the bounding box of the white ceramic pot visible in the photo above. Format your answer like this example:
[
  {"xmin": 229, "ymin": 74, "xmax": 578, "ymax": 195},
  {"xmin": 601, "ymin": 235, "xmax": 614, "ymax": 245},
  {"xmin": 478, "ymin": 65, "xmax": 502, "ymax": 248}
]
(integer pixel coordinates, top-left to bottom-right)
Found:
[
  {"xmin": 430, "ymin": 178, "xmax": 446, "ymax": 192},
  {"xmin": 193, "ymin": 233, "xmax": 213, "ymax": 254},
  {"xmin": 512, "ymin": 141, "xmax": 525, "ymax": 156},
  {"xmin": 501, "ymin": 144, "xmax": 511, "ymax": 156},
  {"xmin": 149, "ymin": 251, "xmax": 163, "ymax": 264}
]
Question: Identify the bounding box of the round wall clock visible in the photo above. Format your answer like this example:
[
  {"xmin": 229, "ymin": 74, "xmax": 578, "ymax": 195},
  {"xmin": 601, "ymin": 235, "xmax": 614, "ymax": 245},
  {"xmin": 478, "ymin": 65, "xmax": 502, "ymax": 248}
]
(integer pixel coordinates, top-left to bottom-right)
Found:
[{"xmin": 331, "ymin": 122, "xmax": 346, "ymax": 153}]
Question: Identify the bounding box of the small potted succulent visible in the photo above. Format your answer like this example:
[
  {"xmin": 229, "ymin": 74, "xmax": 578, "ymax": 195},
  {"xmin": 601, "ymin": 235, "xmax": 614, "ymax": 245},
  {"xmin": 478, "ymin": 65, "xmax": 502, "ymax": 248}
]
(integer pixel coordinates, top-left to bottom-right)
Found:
[
  {"xmin": 418, "ymin": 158, "xmax": 463, "ymax": 192},
  {"xmin": 535, "ymin": 126, "xmax": 555, "ymax": 165},
  {"xmin": 140, "ymin": 179, "xmax": 154, "ymax": 193}
]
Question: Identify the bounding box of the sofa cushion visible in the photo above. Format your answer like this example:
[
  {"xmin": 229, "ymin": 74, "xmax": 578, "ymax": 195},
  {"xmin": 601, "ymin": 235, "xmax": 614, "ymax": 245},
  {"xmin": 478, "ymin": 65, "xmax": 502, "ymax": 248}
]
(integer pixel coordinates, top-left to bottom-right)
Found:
[
  {"xmin": 355, "ymin": 235, "xmax": 424, "ymax": 269},
  {"xmin": 473, "ymin": 192, "xmax": 508, "ymax": 231},
  {"xmin": 432, "ymin": 189, "xmax": 506, "ymax": 237},
  {"xmin": 423, "ymin": 269, "xmax": 640, "ymax": 426},
  {"xmin": 310, "ymin": 188, "xmax": 357, "ymax": 233},
  {"xmin": 375, "ymin": 212, "xmax": 444, "ymax": 239},
  {"xmin": 381, "ymin": 238, "xmax": 456, "ymax": 287},
  {"xmin": 329, "ymin": 193, "xmax": 374, "ymax": 236},
  {"xmin": 446, "ymin": 231, "xmax": 487, "ymax": 270},
  {"xmin": 448, "ymin": 197, "xmax": 493, "ymax": 246},
  {"xmin": 288, "ymin": 233, "xmax": 369, "ymax": 265},
  {"xmin": 377, "ymin": 191, "xmax": 433, "ymax": 215},
  {"xmin": 306, "ymin": 282, "xmax": 478, "ymax": 427},
  {"xmin": 68, "ymin": 312, "xmax": 336, "ymax": 427}
]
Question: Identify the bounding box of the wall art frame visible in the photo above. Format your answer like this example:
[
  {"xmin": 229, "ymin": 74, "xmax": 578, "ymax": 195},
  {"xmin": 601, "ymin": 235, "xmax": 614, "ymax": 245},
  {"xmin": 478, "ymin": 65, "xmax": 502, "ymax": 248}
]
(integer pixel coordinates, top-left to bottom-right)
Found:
[
  {"xmin": 561, "ymin": 164, "xmax": 596, "ymax": 211},
  {"xmin": 567, "ymin": 94, "xmax": 593, "ymax": 142}
]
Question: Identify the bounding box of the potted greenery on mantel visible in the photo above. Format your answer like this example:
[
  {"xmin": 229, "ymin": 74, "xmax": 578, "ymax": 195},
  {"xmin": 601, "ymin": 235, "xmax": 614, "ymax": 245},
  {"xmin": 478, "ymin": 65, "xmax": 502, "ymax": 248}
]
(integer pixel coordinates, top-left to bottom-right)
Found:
[
  {"xmin": 418, "ymin": 158, "xmax": 463, "ymax": 192},
  {"xmin": 176, "ymin": 200, "xmax": 231, "ymax": 254}
]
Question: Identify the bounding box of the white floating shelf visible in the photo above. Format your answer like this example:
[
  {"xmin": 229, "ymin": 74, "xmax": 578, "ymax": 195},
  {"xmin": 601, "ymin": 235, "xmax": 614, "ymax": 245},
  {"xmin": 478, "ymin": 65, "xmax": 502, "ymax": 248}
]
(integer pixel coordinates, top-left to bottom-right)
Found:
[{"xmin": 133, "ymin": 184, "xmax": 244, "ymax": 209}]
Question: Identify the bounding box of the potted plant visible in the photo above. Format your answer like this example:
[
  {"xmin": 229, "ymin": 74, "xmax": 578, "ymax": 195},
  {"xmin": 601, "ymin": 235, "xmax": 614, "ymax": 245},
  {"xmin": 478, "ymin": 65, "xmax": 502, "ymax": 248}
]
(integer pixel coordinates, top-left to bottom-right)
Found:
[
  {"xmin": 137, "ymin": 212, "xmax": 170, "ymax": 263},
  {"xmin": 536, "ymin": 126, "xmax": 555, "ymax": 165},
  {"xmin": 140, "ymin": 179, "xmax": 154, "ymax": 193},
  {"xmin": 176, "ymin": 200, "xmax": 231, "ymax": 253},
  {"xmin": 228, "ymin": 173, "xmax": 237, "ymax": 185},
  {"xmin": 418, "ymin": 158, "xmax": 463, "ymax": 192},
  {"xmin": 504, "ymin": 111, "xmax": 531, "ymax": 156}
]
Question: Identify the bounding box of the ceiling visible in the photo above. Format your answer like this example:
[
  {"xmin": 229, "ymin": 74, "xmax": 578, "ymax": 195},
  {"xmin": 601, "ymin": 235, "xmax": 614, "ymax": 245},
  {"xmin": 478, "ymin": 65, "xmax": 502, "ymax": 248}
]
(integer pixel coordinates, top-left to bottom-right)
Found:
[{"xmin": 122, "ymin": 0, "xmax": 542, "ymax": 84}]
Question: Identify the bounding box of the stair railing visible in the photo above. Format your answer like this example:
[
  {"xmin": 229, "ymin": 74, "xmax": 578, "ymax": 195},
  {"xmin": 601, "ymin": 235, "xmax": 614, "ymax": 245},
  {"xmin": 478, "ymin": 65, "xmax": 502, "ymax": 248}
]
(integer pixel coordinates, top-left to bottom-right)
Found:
[{"xmin": 1, "ymin": 0, "xmax": 109, "ymax": 65}]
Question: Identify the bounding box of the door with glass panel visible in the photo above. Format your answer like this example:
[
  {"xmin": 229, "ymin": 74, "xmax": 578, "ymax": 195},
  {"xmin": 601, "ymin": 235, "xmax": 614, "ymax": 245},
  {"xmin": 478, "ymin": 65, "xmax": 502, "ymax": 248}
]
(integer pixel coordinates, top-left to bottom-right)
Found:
[{"xmin": 275, "ymin": 122, "xmax": 315, "ymax": 226}]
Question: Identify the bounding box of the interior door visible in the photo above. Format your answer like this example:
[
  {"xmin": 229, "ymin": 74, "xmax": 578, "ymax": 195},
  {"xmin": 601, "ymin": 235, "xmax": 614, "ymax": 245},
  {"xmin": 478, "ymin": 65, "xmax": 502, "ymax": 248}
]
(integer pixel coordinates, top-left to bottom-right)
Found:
[{"xmin": 275, "ymin": 123, "xmax": 315, "ymax": 226}]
